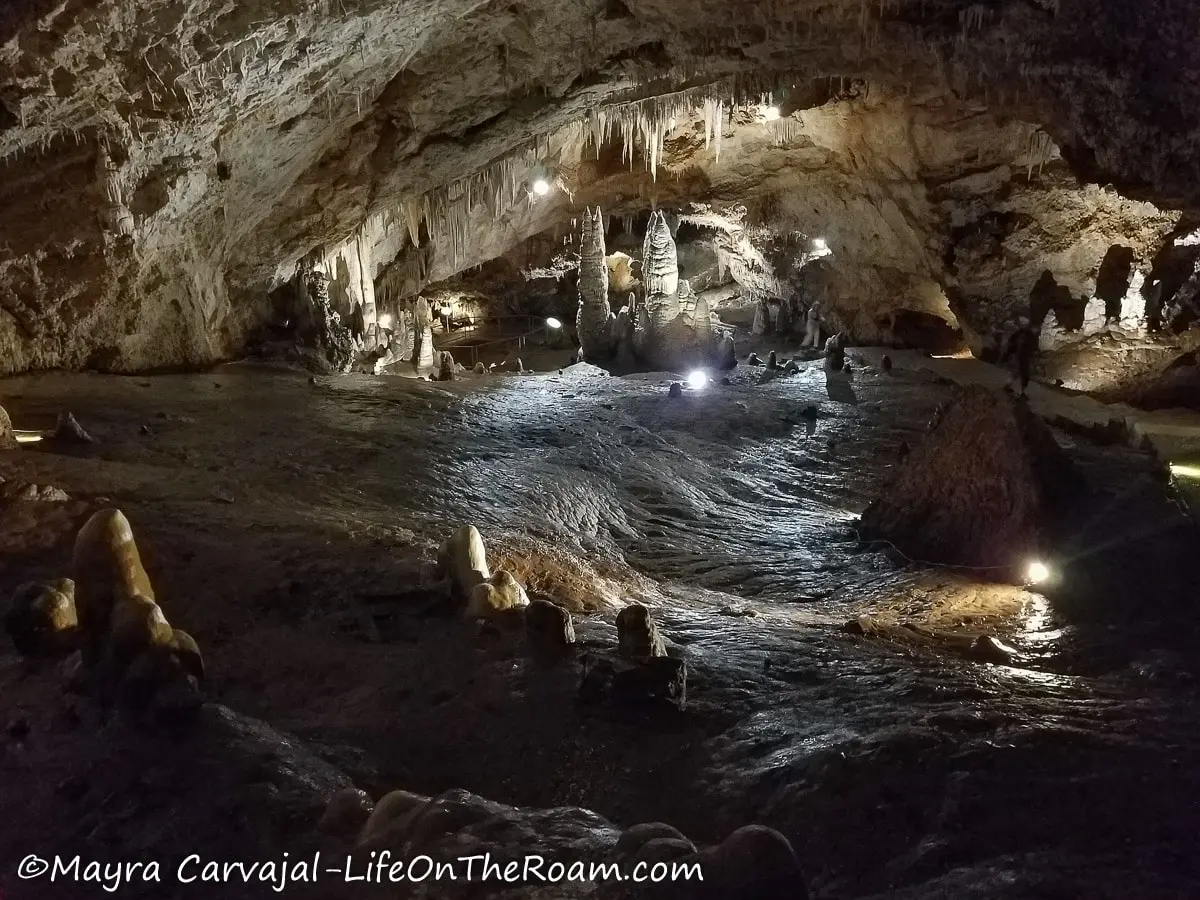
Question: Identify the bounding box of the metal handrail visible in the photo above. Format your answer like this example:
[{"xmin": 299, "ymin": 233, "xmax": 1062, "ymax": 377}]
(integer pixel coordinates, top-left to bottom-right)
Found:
[{"xmin": 434, "ymin": 327, "xmax": 543, "ymax": 367}]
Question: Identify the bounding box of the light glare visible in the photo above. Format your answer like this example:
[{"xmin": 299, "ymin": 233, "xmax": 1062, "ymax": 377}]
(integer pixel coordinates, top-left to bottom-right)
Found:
[
  {"xmin": 813, "ymin": 237, "xmax": 827, "ymax": 251},
  {"xmin": 764, "ymin": 106, "xmax": 781, "ymax": 121},
  {"xmin": 532, "ymin": 179, "xmax": 551, "ymax": 196},
  {"xmin": 14, "ymin": 433, "xmax": 43, "ymax": 444},
  {"xmin": 1169, "ymin": 463, "xmax": 1200, "ymax": 479},
  {"xmin": 686, "ymin": 370, "xmax": 709, "ymax": 390},
  {"xmin": 378, "ymin": 314, "xmax": 393, "ymax": 330},
  {"xmin": 1026, "ymin": 561, "xmax": 1050, "ymax": 584},
  {"xmin": 546, "ymin": 317, "xmax": 563, "ymax": 329}
]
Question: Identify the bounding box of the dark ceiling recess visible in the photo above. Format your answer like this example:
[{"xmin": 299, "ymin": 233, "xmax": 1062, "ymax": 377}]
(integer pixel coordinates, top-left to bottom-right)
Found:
[{"xmin": 605, "ymin": 0, "xmax": 634, "ymax": 18}]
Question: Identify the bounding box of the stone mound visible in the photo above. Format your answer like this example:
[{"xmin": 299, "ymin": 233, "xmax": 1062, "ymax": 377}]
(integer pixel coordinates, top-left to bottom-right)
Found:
[
  {"xmin": 0, "ymin": 404, "xmax": 16, "ymax": 450},
  {"xmin": 858, "ymin": 386, "xmax": 1080, "ymax": 577}
]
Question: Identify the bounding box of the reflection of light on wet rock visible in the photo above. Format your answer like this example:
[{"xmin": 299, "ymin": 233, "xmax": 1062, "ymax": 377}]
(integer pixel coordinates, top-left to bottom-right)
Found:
[{"xmin": 1020, "ymin": 592, "xmax": 1065, "ymax": 642}]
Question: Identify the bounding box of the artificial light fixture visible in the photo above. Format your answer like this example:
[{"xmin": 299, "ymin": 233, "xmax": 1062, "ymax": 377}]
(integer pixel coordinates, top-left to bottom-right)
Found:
[
  {"xmin": 813, "ymin": 237, "xmax": 827, "ymax": 251},
  {"xmin": 1026, "ymin": 560, "xmax": 1050, "ymax": 585},
  {"xmin": 1169, "ymin": 462, "xmax": 1200, "ymax": 479},
  {"xmin": 378, "ymin": 313, "xmax": 393, "ymax": 330},
  {"xmin": 686, "ymin": 370, "xmax": 709, "ymax": 390},
  {"xmin": 439, "ymin": 306, "xmax": 452, "ymax": 317},
  {"xmin": 546, "ymin": 317, "xmax": 563, "ymax": 329},
  {"xmin": 532, "ymin": 178, "xmax": 551, "ymax": 197},
  {"xmin": 14, "ymin": 432, "xmax": 43, "ymax": 444},
  {"xmin": 764, "ymin": 105, "xmax": 781, "ymax": 121}
]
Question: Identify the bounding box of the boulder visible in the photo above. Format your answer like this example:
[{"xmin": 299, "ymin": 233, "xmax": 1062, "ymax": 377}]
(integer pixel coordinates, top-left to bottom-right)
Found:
[{"xmin": 858, "ymin": 386, "xmax": 1080, "ymax": 577}]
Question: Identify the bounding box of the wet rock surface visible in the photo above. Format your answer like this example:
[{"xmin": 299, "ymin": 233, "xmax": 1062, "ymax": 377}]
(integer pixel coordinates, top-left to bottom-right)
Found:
[{"xmin": 0, "ymin": 368, "xmax": 1198, "ymax": 898}]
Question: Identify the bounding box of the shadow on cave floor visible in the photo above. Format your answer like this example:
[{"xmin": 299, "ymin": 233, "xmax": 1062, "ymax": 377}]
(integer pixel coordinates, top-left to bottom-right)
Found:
[{"xmin": 1, "ymin": 359, "xmax": 1200, "ymax": 898}]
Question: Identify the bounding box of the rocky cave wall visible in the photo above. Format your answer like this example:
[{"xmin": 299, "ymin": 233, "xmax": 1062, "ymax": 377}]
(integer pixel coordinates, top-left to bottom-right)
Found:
[{"xmin": 4, "ymin": 0, "xmax": 1200, "ymax": 376}]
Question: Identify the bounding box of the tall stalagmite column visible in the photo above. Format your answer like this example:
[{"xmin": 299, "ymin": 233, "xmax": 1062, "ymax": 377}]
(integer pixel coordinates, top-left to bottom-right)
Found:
[{"xmin": 577, "ymin": 207, "xmax": 615, "ymax": 361}]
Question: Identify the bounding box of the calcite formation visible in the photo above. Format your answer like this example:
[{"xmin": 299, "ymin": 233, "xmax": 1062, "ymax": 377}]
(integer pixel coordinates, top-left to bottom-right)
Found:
[
  {"xmin": 858, "ymin": 387, "xmax": 1081, "ymax": 578},
  {"xmin": 576, "ymin": 207, "xmax": 614, "ymax": 362}
]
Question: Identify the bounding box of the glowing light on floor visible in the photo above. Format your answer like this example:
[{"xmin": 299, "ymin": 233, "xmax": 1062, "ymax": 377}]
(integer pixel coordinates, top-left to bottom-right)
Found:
[
  {"xmin": 1169, "ymin": 463, "xmax": 1200, "ymax": 479},
  {"xmin": 1026, "ymin": 560, "xmax": 1050, "ymax": 584},
  {"xmin": 532, "ymin": 179, "xmax": 551, "ymax": 196},
  {"xmin": 546, "ymin": 317, "xmax": 562, "ymax": 329},
  {"xmin": 932, "ymin": 350, "xmax": 975, "ymax": 359},
  {"xmin": 686, "ymin": 370, "xmax": 709, "ymax": 390},
  {"xmin": 763, "ymin": 105, "xmax": 781, "ymax": 121}
]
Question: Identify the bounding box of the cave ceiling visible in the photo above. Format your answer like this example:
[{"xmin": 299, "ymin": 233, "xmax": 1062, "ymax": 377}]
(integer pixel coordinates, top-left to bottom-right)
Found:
[{"xmin": 1, "ymin": 0, "xmax": 1198, "ymax": 373}]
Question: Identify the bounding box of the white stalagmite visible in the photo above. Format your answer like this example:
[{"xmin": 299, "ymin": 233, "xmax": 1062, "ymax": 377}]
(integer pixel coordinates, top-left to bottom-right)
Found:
[
  {"xmin": 642, "ymin": 210, "xmax": 679, "ymax": 300},
  {"xmin": 413, "ymin": 297, "xmax": 435, "ymax": 373},
  {"xmin": 576, "ymin": 206, "xmax": 615, "ymax": 361}
]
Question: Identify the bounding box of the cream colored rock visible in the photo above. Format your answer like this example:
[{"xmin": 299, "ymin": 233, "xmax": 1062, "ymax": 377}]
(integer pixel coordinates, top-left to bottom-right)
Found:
[
  {"xmin": 465, "ymin": 570, "xmax": 529, "ymax": 619},
  {"xmin": 436, "ymin": 525, "xmax": 491, "ymax": 600},
  {"xmin": 606, "ymin": 251, "xmax": 639, "ymax": 294},
  {"xmin": 72, "ymin": 509, "xmax": 156, "ymax": 665}
]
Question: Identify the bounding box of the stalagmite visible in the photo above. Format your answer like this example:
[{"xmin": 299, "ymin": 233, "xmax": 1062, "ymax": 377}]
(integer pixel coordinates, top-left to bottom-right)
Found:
[
  {"xmin": 576, "ymin": 207, "xmax": 615, "ymax": 361},
  {"xmin": 752, "ymin": 298, "xmax": 770, "ymax": 336},
  {"xmin": 714, "ymin": 332, "xmax": 737, "ymax": 370},
  {"xmin": 413, "ymin": 298, "xmax": 436, "ymax": 373},
  {"xmin": 642, "ymin": 211, "xmax": 680, "ymax": 334}
]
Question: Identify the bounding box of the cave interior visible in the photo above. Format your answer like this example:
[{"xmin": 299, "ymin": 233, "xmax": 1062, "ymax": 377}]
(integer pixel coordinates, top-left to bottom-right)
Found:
[{"xmin": 3, "ymin": 1, "xmax": 1200, "ymax": 898}]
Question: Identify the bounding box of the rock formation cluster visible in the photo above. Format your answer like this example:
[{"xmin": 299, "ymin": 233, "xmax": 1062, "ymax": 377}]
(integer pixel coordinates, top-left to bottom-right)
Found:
[
  {"xmin": 576, "ymin": 208, "xmax": 735, "ymax": 372},
  {"xmin": 5, "ymin": 508, "xmax": 205, "ymax": 722}
]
